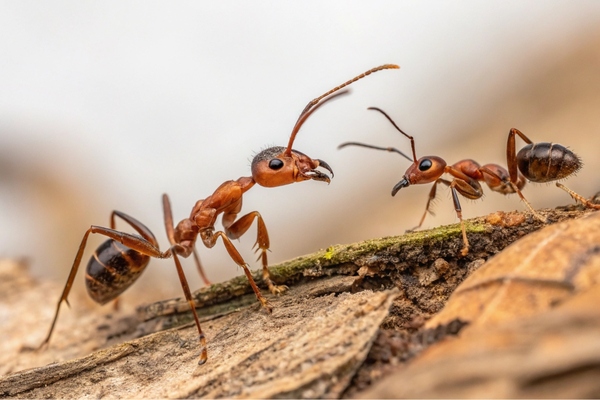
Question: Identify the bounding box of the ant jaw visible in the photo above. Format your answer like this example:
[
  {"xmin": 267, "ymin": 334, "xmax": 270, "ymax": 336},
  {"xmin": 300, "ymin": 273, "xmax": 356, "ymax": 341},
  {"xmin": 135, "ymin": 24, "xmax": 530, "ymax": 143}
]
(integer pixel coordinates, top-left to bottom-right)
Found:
[
  {"xmin": 392, "ymin": 177, "xmax": 410, "ymax": 196},
  {"xmin": 315, "ymin": 159, "xmax": 334, "ymax": 181},
  {"xmin": 302, "ymin": 170, "xmax": 331, "ymax": 184},
  {"xmin": 316, "ymin": 159, "xmax": 334, "ymax": 178},
  {"xmin": 297, "ymin": 158, "xmax": 334, "ymax": 184}
]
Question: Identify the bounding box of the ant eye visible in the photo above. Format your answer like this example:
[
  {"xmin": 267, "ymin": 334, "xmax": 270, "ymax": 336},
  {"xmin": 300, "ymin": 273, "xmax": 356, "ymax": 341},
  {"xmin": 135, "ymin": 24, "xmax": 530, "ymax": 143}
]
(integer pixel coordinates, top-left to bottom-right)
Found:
[
  {"xmin": 268, "ymin": 159, "xmax": 284, "ymax": 170},
  {"xmin": 419, "ymin": 159, "xmax": 433, "ymax": 171}
]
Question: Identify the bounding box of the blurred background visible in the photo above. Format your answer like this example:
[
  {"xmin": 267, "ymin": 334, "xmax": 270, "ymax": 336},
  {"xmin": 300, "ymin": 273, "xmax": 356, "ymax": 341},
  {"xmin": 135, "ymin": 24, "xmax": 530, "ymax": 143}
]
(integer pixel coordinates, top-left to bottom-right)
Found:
[{"xmin": 1, "ymin": 1, "xmax": 599, "ymax": 305}]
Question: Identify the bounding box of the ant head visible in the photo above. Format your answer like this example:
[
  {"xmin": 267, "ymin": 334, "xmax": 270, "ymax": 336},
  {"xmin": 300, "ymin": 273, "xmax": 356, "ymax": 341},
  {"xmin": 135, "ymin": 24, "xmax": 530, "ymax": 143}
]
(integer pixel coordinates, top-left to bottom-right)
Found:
[
  {"xmin": 361, "ymin": 108, "xmax": 448, "ymax": 196},
  {"xmin": 252, "ymin": 65, "xmax": 400, "ymax": 189},
  {"xmin": 249, "ymin": 90, "xmax": 342, "ymax": 188},
  {"xmin": 393, "ymin": 155, "xmax": 447, "ymax": 195},
  {"xmin": 411, "ymin": 156, "xmax": 447, "ymax": 183},
  {"xmin": 251, "ymin": 146, "xmax": 333, "ymax": 187},
  {"xmin": 339, "ymin": 107, "xmax": 446, "ymax": 196}
]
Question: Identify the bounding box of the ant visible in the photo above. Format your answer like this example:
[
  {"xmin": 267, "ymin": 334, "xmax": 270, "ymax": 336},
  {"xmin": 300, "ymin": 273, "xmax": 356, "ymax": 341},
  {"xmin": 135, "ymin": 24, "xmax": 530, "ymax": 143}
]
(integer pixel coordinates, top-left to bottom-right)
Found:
[
  {"xmin": 340, "ymin": 107, "xmax": 530, "ymax": 256},
  {"xmin": 39, "ymin": 64, "xmax": 400, "ymax": 365},
  {"xmin": 340, "ymin": 109, "xmax": 599, "ymax": 256}
]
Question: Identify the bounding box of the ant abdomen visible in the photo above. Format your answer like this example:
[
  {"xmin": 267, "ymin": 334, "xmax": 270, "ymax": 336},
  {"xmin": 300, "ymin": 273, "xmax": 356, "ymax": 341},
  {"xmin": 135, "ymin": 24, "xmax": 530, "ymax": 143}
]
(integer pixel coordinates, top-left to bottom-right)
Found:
[
  {"xmin": 85, "ymin": 239, "xmax": 150, "ymax": 305},
  {"xmin": 517, "ymin": 142, "xmax": 582, "ymax": 183}
]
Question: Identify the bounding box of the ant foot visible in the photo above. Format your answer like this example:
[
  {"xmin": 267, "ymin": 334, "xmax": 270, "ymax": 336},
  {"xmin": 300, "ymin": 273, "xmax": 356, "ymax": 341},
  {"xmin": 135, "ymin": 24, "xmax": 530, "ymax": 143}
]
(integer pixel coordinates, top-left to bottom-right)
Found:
[
  {"xmin": 269, "ymin": 284, "xmax": 289, "ymax": 296},
  {"xmin": 36, "ymin": 339, "xmax": 50, "ymax": 352},
  {"xmin": 556, "ymin": 182, "xmax": 600, "ymax": 210},
  {"xmin": 197, "ymin": 348, "xmax": 208, "ymax": 365},
  {"xmin": 258, "ymin": 297, "xmax": 273, "ymax": 314},
  {"xmin": 531, "ymin": 210, "xmax": 548, "ymax": 224}
]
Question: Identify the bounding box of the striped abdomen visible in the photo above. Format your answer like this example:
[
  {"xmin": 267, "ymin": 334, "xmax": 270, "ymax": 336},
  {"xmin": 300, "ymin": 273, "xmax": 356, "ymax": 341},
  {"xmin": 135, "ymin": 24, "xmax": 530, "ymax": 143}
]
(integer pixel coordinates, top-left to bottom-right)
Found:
[
  {"xmin": 517, "ymin": 142, "xmax": 581, "ymax": 183},
  {"xmin": 85, "ymin": 238, "xmax": 150, "ymax": 304}
]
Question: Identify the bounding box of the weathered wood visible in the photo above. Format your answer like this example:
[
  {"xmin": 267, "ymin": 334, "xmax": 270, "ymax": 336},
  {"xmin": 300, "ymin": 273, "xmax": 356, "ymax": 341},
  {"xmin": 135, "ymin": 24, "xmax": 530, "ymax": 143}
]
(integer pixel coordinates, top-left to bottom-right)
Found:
[
  {"xmin": 2, "ymin": 274, "xmax": 397, "ymax": 398},
  {"xmin": 0, "ymin": 205, "xmax": 596, "ymax": 398}
]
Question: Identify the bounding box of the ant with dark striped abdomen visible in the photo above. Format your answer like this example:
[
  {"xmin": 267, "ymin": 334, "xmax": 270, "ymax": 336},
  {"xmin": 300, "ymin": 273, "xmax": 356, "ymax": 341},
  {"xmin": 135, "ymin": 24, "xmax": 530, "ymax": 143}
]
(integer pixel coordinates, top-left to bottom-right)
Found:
[
  {"xmin": 40, "ymin": 64, "xmax": 400, "ymax": 365},
  {"xmin": 340, "ymin": 107, "xmax": 598, "ymax": 256}
]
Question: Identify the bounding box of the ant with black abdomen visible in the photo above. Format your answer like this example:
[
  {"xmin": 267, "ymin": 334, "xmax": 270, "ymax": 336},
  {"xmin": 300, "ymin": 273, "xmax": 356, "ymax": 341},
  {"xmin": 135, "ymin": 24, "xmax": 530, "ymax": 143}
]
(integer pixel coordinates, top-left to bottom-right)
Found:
[
  {"xmin": 40, "ymin": 64, "xmax": 400, "ymax": 365},
  {"xmin": 340, "ymin": 107, "xmax": 599, "ymax": 256}
]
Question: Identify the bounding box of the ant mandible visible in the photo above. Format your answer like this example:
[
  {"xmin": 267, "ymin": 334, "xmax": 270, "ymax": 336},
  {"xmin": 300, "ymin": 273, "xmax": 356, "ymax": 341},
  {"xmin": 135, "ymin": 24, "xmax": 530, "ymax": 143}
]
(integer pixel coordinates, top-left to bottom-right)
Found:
[
  {"xmin": 40, "ymin": 64, "xmax": 400, "ymax": 365},
  {"xmin": 339, "ymin": 107, "xmax": 529, "ymax": 256}
]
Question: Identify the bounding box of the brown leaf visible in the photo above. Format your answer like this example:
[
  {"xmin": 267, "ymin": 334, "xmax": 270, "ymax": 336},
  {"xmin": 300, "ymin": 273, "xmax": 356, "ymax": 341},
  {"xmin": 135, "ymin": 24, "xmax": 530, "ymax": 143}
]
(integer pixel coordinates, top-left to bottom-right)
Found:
[
  {"xmin": 360, "ymin": 211, "xmax": 600, "ymax": 398},
  {"xmin": 426, "ymin": 210, "xmax": 600, "ymax": 329}
]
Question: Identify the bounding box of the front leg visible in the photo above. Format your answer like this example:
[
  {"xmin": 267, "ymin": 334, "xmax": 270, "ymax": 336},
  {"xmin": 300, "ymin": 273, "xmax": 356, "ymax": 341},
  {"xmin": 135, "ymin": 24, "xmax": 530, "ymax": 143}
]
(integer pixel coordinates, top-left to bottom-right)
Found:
[
  {"xmin": 448, "ymin": 181, "xmax": 470, "ymax": 257},
  {"xmin": 201, "ymin": 229, "xmax": 273, "ymax": 313},
  {"xmin": 407, "ymin": 178, "xmax": 448, "ymax": 233},
  {"xmin": 225, "ymin": 211, "xmax": 288, "ymax": 295}
]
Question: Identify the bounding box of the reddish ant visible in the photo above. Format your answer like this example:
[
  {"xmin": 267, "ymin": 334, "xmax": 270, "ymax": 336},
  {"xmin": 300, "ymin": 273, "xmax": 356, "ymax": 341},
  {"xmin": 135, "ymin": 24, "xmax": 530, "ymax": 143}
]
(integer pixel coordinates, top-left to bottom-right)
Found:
[
  {"xmin": 40, "ymin": 64, "xmax": 400, "ymax": 365},
  {"xmin": 340, "ymin": 109, "xmax": 599, "ymax": 256},
  {"xmin": 340, "ymin": 107, "xmax": 529, "ymax": 256}
]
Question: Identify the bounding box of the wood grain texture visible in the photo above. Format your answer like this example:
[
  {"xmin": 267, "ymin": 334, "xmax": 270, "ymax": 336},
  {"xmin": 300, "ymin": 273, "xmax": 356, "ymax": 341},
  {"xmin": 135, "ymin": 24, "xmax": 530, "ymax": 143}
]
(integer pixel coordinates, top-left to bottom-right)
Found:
[{"xmin": 1, "ymin": 205, "xmax": 597, "ymax": 398}]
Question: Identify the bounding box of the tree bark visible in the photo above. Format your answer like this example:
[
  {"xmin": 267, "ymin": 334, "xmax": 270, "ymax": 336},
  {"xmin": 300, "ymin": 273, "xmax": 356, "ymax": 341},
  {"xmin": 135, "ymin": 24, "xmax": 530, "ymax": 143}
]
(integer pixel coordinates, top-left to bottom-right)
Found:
[{"xmin": 1, "ymin": 205, "xmax": 598, "ymax": 398}]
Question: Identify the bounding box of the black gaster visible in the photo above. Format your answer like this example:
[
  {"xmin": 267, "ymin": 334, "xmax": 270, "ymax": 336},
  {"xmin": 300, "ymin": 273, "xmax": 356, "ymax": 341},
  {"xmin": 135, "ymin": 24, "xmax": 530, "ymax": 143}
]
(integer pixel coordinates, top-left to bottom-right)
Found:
[
  {"xmin": 517, "ymin": 142, "xmax": 582, "ymax": 183},
  {"xmin": 85, "ymin": 238, "xmax": 150, "ymax": 305}
]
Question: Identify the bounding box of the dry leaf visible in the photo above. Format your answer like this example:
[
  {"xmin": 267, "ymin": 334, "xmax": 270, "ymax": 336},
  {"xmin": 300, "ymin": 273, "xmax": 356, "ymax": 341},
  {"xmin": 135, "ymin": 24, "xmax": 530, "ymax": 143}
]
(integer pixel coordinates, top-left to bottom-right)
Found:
[{"xmin": 360, "ymin": 211, "xmax": 600, "ymax": 398}]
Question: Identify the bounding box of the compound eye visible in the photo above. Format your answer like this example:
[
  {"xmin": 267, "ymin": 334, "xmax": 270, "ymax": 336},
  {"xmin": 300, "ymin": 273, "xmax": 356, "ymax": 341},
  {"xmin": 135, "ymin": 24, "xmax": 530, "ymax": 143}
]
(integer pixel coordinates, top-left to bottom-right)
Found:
[
  {"xmin": 268, "ymin": 159, "xmax": 284, "ymax": 170},
  {"xmin": 418, "ymin": 159, "xmax": 433, "ymax": 171}
]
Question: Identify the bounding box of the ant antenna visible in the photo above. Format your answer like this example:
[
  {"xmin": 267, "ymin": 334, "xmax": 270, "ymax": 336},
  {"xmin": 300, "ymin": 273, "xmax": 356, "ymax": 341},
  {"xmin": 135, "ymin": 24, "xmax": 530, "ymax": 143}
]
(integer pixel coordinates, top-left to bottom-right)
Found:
[
  {"xmin": 338, "ymin": 142, "xmax": 412, "ymax": 163},
  {"xmin": 367, "ymin": 107, "xmax": 417, "ymax": 163},
  {"xmin": 284, "ymin": 64, "xmax": 400, "ymax": 156}
]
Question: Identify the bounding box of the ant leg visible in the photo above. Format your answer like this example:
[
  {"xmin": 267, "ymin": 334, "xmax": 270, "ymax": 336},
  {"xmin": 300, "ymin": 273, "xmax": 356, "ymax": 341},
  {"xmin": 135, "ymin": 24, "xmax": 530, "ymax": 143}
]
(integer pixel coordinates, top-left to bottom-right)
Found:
[
  {"xmin": 169, "ymin": 247, "xmax": 208, "ymax": 365},
  {"xmin": 201, "ymin": 230, "xmax": 272, "ymax": 313},
  {"xmin": 162, "ymin": 194, "xmax": 177, "ymax": 245},
  {"xmin": 226, "ymin": 211, "xmax": 287, "ymax": 295},
  {"xmin": 441, "ymin": 169, "xmax": 484, "ymax": 256},
  {"xmin": 556, "ymin": 183, "xmax": 600, "ymax": 210},
  {"xmin": 53, "ymin": 222, "xmax": 207, "ymax": 364},
  {"xmin": 510, "ymin": 127, "xmax": 535, "ymax": 143},
  {"xmin": 447, "ymin": 166, "xmax": 484, "ymax": 200},
  {"xmin": 506, "ymin": 129, "xmax": 547, "ymax": 222},
  {"xmin": 39, "ymin": 229, "xmax": 94, "ymax": 349},
  {"xmin": 507, "ymin": 128, "xmax": 533, "ymax": 184},
  {"xmin": 111, "ymin": 212, "xmax": 209, "ymax": 364},
  {"xmin": 111, "ymin": 211, "xmax": 160, "ymax": 312},
  {"xmin": 192, "ymin": 248, "xmax": 212, "ymax": 286},
  {"xmin": 446, "ymin": 172, "xmax": 485, "ymax": 256},
  {"xmin": 40, "ymin": 225, "xmax": 165, "ymax": 349},
  {"xmin": 408, "ymin": 179, "xmax": 450, "ymax": 232},
  {"xmin": 111, "ymin": 211, "xmax": 158, "ymax": 246},
  {"xmin": 509, "ymin": 182, "xmax": 548, "ymax": 223},
  {"xmin": 448, "ymin": 182, "xmax": 470, "ymax": 257},
  {"xmin": 408, "ymin": 183, "xmax": 438, "ymax": 232},
  {"xmin": 163, "ymin": 194, "xmax": 212, "ymax": 286}
]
